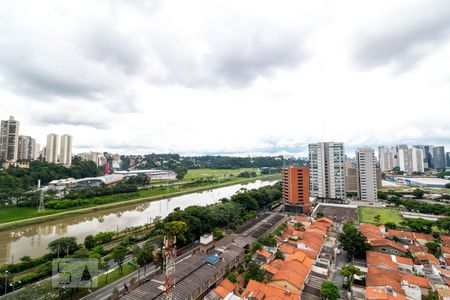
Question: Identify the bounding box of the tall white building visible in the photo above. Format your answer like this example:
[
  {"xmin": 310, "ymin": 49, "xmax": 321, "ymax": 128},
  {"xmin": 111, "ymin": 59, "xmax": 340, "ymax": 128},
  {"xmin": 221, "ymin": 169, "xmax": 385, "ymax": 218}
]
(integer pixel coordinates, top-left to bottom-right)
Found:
[
  {"xmin": 0, "ymin": 116, "xmax": 20, "ymax": 163},
  {"xmin": 46, "ymin": 134, "xmax": 60, "ymax": 164},
  {"xmin": 356, "ymin": 148, "xmax": 377, "ymax": 201},
  {"xmin": 17, "ymin": 135, "xmax": 36, "ymax": 160},
  {"xmin": 59, "ymin": 134, "xmax": 73, "ymax": 166},
  {"xmin": 411, "ymin": 147, "xmax": 424, "ymax": 173},
  {"xmin": 309, "ymin": 142, "xmax": 346, "ymax": 200},
  {"xmin": 378, "ymin": 146, "xmax": 395, "ymax": 171},
  {"xmin": 397, "ymin": 145, "xmax": 413, "ymax": 174}
]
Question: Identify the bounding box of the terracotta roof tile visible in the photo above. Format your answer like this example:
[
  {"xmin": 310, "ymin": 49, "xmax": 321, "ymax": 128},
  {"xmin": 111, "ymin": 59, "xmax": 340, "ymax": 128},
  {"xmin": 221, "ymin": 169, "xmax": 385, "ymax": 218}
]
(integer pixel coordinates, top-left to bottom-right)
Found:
[
  {"xmin": 369, "ymin": 239, "xmax": 407, "ymax": 253},
  {"xmin": 242, "ymin": 280, "xmax": 301, "ymax": 300}
]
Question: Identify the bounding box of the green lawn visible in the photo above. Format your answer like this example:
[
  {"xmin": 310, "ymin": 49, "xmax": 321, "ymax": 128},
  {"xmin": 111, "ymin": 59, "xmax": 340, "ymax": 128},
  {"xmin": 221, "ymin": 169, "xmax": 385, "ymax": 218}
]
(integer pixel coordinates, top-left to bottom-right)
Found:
[
  {"xmin": 184, "ymin": 168, "xmax": 259, "ymax": 180},
  {"xmin": 358, "ymin": 207, "xmax": 404, "ymax": 225},
  {"xmin": 0, "ymin": 207, "xmax": 61, "ymax": 223}
]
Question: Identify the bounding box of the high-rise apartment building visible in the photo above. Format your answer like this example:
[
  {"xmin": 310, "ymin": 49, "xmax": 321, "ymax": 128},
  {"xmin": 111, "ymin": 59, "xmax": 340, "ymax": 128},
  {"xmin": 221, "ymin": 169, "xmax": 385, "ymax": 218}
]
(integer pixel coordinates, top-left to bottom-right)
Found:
[
  {"xmin": 46, "ymin": 134, "xmax": 60, "ymax": 164},
  {"xmin": 378, "ymin": 146, "xmax": 397, "ymax": 171},
  {"xmin": 0, "ymin": 116, "xmax": 20, "ymax": 163},
  {"xmin": 411, "ymin": 147, "xmax": 424, "ymax": 173},
  {"xmin": 433, "ymin": 146, "xmax": 446, "ymax": 170},
  {"xmin": 309, "ymin": 142, "xmax": 346, "ymax": 200},
  {"xmin": 17, "ymin": 135, "xmax": 36, "ymax": 161},
  {"xmin": 423, "ymin": 145, "xmax": 434, "ymax": 169},
  {"xmin": 447, "ymin": 152, "xmax": 450, "ymax": 168},
  {"xmin": 282, "ymin": 166, "xmax": 310, "ymax": 213},
  {"xmin": 59, "ymin": 134, "xmax": 73, "ymax": 166},
  {"xmin": 356, "ymin": 148, "xmax": 377, "ymax": 201},
  {"xmin": 344, "ymin": 160, "xmax": 357, "ymax": 191},
  {"xmin": 397, "ymin": 145, "xmax": 413, "ymax": 174}
]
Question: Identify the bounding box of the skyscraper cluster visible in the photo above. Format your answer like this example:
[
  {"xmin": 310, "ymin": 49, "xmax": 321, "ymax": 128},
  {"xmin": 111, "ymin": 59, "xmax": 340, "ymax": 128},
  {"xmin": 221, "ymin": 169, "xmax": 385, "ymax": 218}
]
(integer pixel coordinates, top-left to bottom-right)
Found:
[
  {"xmin": 378, "ymin": 145, "xmax": 447, "ymax": 173},
  {"xmin": 0, "ymin": 116, "xmax": 40, "ymax": 166},
  {"xmin": 0, "ymin": 116, "xmax": 73, "ymax": 168}
]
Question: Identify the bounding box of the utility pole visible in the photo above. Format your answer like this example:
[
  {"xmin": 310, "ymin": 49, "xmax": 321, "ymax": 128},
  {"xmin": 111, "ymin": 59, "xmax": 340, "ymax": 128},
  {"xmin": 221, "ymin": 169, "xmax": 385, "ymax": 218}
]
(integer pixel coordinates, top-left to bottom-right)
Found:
[
  {"xmin": 37, "ymin": 179, "xmax": 45, "ymax": 213},
  {"xmin": 163, "ymin": 236, "xmax": 176, "ymax": 300}
]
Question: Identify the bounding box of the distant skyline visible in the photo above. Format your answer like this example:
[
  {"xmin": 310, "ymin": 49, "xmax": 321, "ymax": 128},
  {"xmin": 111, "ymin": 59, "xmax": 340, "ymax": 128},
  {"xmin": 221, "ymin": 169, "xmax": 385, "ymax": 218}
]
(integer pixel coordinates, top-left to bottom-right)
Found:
[{"xmin": 1, "ymin": 1, "xmax": 449, "ymax": 156}]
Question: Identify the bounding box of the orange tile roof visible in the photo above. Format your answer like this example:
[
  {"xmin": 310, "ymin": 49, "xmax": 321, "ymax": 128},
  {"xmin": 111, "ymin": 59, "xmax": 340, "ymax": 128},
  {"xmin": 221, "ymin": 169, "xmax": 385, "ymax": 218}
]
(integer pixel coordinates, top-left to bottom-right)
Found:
[
  {"xmin": 441, "ymin": 245, "xmax": 450, "ymax": 255},
  {"xmin": 366, "ymin": 251, "xmax": 398, "ymax": 271},
  {"xmin": 369, "ymin": 238, "xmax": 407, "ymax": 253},
  {"xmin": 366, "ymin": 287, "xmax": 407, "ymax": 300},
  {"xmin": 297, "ymin": 248, "xmax": 318, "ymax": 259},
  {"xmin": 242, "ymin": 280, "xmax": 301, "ymax": 300},
  {"xmin": 417, "ymin": 253, "xmax": 440, "ymax": 266},
  {"xmin": 316, "ymin": 217, "xmax": 333, "ymax": 224},
  {"xmin": 401, "ymin": 273, "xmax": 429, "ymax": 288},
  {"xmin": 263, "ymin": 259, "xmax": 284, "ymax": 275},
  {"xmin": 213, "ymin": 279, "xmax": 235, "ymax": 298},
  {"xmin": 408, "ymin": 244, "xmax": 426, "ymax": 255},
  {"xmin": 394, "ymin": 255, "xmax": 414, "ymax": 266},
  {"xmin": 441, "ymin": 235, "xmax": 450, "ymax": 246},
  {"xmin": 366, "ymin": 267, "xmax": 403, "ymax": 295},
  {"xmin": 285, "ymin": 252, "xmax": 313, "ymax": 269},
  {"xmin": 413, "ymin": 232, "xmax": 433, "ymax": 241},
  {"xmin": 360, "ymin": 224, "xmax": 383, "ymax": 241},
  {"xmin": 256, "ymin": 249, "xmax": 272, "ymax": 259},
  {"xmin": 279, "ymin": 244, "xmax": 297, "ymax": 255},
  {"xmin": 297, "ymin": 237, "xmax": 322, "ymax": 252}
]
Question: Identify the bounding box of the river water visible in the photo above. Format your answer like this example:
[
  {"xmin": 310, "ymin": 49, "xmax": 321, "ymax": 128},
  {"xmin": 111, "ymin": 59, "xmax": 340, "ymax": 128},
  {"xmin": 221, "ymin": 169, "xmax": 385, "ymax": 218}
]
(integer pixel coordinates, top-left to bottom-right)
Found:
[{"xmin": 0, "ymin": 179, "xmax": 277, "ymax": 265}]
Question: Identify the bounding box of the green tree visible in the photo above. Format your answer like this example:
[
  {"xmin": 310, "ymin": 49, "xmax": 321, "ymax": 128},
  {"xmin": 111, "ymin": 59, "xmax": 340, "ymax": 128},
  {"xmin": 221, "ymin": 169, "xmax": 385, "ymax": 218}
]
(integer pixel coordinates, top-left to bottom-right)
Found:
[
  {"xmin": 374, "ymin": 215, "xmax": 381, "ymax": 224},
  {"xmin": 111, "ymin": 245, "xmax": 127, "ymax": 275},
  {"xmin": 294, "ymin": 222, "xmax": 305, "ymax": 231},
  {"xmin": 436, "ymin": 217, "xmax": 450, "ymax": 234},
  {"xmin": 243, "ymin": 262, "xmax": 265, "ymax": 283},
  {"xmin": 446, "ymin": 183, "xmax": 450, "ymax": 189},
  {"xmin": 412, "ymin": 189, "xmax": 425, "ymax": 199},
  {"xmin": 213, "ymin": 227, "xmax": 224, "ymax": 240},
  {"xmin": 72, "ymin": 247, "xmax": 91, "ymax": 258},
  {"xmin": 228, "ymin": 272, "xmax": 238, "ymax": 283},
  {"xmin": 320, "ymin": 281, "xmax": 340, "ymax": 300},
  {"xmin": 84, "ymin": 235, "xmax": 95, "ymax": 250},
  {"xmin": 259, "ymin": 233, "xmax": 277, "ymax": 247},
  {"xmin": 163, "ymin": 221, "xmax": 188, "ymax": 241},
  {"xmin": 425, "ymin": 241, "xmax": 441, "ymax": 257},
  {"xmin": 405, "ymin": 218, "xmax": 434, "ymax": 233},
  {"xmin": 251, "ymin": 242, "xmax": 263, "ymax": 254},
  {"xmin": 339, "ymin": 264, "xmax": 362, "ymax": 289},
  {"xmin": 339, "ymin": 222, "xmax": 368, "ymax": 260},
  {"xmin": 384, "ymin": 222, "xmax": 397, "ymax": 230},
  {"xmin": 48, "ymin": 237, "xmax": 78, "ymax": 257}
]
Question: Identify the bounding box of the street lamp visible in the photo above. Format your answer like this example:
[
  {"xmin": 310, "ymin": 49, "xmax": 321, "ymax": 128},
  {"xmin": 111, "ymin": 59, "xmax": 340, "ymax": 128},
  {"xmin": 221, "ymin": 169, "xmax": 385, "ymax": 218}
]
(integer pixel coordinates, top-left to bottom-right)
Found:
[
  {"xmin": 3, "ymin": 271, "xmax": 10, "ymax": 298},
  {"xmin": 9, "ymin": 280, "xmax": 21, "ymax": 292}
]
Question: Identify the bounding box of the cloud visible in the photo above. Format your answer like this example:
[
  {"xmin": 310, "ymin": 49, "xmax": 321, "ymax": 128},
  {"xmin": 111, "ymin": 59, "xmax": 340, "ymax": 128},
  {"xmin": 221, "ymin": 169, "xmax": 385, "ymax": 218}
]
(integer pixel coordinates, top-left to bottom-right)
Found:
[
  {"xmin": 353, "ymin": 0, "xmax": 450, "ymax": 71},
  {"xmin": 33, "ymin": 112, "xmax": 110, "ymax": 130}
]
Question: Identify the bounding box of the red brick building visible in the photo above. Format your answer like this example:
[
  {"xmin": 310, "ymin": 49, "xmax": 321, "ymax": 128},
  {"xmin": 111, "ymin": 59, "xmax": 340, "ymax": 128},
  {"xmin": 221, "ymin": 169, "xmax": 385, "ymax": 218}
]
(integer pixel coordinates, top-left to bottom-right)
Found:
[{"xmin": 282, "ymin": 166, "xmax": 310, "ymax": 213}]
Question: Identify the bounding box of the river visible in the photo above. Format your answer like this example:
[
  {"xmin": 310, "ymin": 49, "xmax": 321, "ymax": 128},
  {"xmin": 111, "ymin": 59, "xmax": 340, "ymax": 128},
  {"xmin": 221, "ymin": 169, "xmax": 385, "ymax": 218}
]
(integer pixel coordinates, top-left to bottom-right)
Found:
[{"xmin": 0, "ymin": 179, "xmax": 277, "ymax": 265}]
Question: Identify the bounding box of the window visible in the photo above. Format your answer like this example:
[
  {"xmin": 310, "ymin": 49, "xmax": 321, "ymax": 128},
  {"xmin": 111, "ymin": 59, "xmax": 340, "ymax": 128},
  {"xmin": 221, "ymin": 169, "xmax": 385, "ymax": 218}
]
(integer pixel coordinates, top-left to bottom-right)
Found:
[{"xmin": 381, "ymin": 248, "xmax": 387, "ymax": 252}]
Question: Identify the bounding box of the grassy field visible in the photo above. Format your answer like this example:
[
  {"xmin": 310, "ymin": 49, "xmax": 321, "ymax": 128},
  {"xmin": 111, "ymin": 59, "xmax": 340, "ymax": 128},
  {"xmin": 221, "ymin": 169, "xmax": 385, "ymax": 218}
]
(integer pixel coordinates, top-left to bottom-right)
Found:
[
  {"xmin": 358, "ymin": 207, "xmax": 404, "ymax": 225},
  {"xmin": 183, "ymin": 168, "xmax": 259, "ymax": 180}
]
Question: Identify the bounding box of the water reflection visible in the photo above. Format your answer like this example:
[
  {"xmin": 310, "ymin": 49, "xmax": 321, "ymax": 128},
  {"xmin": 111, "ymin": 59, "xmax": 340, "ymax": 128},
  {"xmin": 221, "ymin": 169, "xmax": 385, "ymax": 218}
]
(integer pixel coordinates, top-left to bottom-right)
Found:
[{"xmin": 0, "ymin": 179, "xmax": 276, "ymax": 265}]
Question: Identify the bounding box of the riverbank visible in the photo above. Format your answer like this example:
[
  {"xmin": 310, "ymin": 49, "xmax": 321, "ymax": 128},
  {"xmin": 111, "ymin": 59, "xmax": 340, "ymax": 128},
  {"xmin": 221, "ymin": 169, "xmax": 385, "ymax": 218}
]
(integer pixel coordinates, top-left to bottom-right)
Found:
[{"xmin": 0, "ymin": 174, "xmax": 280, "ymax": 230}]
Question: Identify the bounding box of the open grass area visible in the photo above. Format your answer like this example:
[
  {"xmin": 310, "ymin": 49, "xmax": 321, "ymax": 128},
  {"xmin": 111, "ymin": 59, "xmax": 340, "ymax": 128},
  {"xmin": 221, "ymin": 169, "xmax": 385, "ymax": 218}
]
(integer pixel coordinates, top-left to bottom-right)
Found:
[
  {"xmin": 358, "ymin": 207, "xmax": 404, "ymax": 225},
  {"xmin": 184, "ymin": 168, "xmax": 259, "ymax": 180},
  {"xmin": 0, "ymin": 207, "xmax": 61, "ymax": 224}
]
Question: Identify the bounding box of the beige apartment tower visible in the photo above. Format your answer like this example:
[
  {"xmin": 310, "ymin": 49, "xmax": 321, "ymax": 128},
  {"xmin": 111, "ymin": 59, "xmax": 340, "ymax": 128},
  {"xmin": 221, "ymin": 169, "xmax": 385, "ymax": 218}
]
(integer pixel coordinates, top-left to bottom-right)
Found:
[
  {"xmin": 356, "ymin": 147, "xmax": 378, "ymax": 201},
  {"xmin": 59, "ymin": 134, "xmax": 73, "ymax": 166},
  {"xmin": 46, "ymin": 134, "xmax": 60, "ymax": 164},
  {"xmin": 0, "ymin": 116, "xmax": 20, "ymax": 163}
]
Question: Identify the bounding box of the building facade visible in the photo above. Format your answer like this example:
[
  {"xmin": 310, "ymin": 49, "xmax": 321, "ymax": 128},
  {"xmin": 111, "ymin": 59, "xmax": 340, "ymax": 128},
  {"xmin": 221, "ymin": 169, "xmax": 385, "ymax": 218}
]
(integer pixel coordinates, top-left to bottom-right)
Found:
[
  {"xmin": 17, "ymin": 135, "xmax": 36, "ymax": 161},
  {"xmin": 282, "ymin": 166, "xmax": 310, "ymax": 213},
  {"xmin": 344, "ymin": 160, "xmax": 357, "ymax": 191},
  {"xmin": 356, "ymin": 148, "xmax": 378, "ymax": 201},
  {"xmin": 423, "ymin": 145, "xmax": 433, "ymax": 169},
  {"xmin": 309, "ymin": 142, "xmax": 346, "ymax": 200},
  {"xmin": 0, "ymin": 116, "xmax": 20, "ymax": 163},
  {"xmin": 59, "ymin": 134, "xmax": 73, "ymax": 166},
  {"xmin": 447, "ymin": 152, "xmax": 450, "ymax": 168},
  {"xmin": 433, "ymin": 146, "xmax": 446, "ymax": 170},
  {"xmin": 46, "ymin": 134, "xmax": 60, "ymax": 164}
]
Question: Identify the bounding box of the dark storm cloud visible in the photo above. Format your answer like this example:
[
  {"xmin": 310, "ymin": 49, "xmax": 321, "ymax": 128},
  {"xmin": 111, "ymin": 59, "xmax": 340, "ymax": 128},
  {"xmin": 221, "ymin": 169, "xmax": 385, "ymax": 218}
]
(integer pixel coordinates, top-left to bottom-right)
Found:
[{"xmin": 353, "ymin": 1, "xmax": 450, "ymax": 71}]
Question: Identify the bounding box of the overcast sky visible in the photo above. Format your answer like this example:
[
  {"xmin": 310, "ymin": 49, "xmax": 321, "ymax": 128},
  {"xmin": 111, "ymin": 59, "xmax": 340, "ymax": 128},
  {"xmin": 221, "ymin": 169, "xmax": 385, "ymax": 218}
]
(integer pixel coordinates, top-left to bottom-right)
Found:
[{"xmin": 1, "ymin": 0, "xmax": 449, "ymax": 156}]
